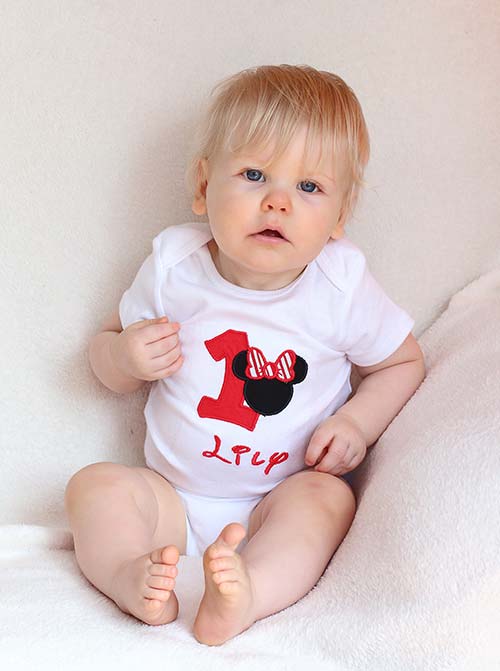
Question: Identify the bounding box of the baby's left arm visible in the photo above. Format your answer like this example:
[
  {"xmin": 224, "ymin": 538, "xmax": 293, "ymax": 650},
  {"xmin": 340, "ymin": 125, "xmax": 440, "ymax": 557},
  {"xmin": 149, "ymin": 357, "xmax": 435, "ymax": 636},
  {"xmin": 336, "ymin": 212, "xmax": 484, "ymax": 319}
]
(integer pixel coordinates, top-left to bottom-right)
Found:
[{"xmin": 305, "ymin": 333, "xmax": 426, "ymax": 476}]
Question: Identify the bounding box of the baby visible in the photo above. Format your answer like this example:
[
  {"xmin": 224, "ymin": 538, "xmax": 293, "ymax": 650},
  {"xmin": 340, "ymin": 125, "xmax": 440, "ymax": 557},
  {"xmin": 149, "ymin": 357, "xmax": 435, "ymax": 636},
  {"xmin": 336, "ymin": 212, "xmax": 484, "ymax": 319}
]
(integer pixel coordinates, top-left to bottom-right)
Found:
[{"xmin": 64, "ymin": 64, "xmax": 426, "ymax": 646}]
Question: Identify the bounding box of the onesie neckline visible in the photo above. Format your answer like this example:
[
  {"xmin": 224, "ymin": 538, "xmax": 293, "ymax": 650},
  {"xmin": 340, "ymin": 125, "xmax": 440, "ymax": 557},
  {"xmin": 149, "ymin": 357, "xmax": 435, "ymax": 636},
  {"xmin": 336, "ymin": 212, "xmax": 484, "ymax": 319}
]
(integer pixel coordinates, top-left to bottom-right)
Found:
[{"xmin": 198, "ymin": 242, "xmax": 313, "ymax": 299}]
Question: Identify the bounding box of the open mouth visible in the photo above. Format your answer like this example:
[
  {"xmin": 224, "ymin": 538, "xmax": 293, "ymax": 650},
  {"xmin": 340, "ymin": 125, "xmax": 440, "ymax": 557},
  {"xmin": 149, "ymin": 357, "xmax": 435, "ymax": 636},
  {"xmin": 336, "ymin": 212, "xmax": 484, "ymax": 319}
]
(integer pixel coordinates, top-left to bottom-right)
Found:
[{"xmin": 256, "ymin": 229, "xmax": 285, "ymax": 239}]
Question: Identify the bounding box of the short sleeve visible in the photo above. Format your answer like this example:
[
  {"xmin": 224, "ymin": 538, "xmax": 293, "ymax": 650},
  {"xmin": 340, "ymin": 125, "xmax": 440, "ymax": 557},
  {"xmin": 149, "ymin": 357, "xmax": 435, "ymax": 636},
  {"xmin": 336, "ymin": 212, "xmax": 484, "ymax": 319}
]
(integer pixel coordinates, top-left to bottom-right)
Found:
[
  {"xmin": 342, "ymin": 252, "xmax": 415, "ymax": 367},
  {"xmin": 118, "ymin": 250, "xmax": 158, "ymax": 330}
]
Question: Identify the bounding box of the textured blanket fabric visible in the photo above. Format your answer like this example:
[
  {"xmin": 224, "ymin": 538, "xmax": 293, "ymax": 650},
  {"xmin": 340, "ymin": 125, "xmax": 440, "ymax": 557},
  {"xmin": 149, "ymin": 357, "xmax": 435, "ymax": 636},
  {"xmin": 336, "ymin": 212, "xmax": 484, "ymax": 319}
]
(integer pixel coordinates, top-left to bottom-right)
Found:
[{"xmin": 2, "ymin": 269, "xmax": 500, "ymax": 670}]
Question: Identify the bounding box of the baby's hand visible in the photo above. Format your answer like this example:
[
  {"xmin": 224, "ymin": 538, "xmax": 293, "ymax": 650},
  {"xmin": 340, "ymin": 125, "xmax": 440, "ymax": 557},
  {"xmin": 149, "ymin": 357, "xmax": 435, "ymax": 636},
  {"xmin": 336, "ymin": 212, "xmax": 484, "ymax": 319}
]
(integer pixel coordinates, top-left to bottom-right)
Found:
[
  {"xmin": 110, "ymin": 316, "xmax": 183, "ymax": 382},
  {"xmin": 304, "ymin": 414, "xmax": 367, "ymax": 476}
]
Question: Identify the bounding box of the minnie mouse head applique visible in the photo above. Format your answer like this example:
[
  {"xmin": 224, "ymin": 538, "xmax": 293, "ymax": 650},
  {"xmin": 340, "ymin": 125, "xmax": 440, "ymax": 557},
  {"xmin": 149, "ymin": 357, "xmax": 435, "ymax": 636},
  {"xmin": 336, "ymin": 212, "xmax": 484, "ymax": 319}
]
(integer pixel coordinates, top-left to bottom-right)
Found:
[{"xmin": 232, "ymin": 346, "xmax": 308, "ymax": 416}]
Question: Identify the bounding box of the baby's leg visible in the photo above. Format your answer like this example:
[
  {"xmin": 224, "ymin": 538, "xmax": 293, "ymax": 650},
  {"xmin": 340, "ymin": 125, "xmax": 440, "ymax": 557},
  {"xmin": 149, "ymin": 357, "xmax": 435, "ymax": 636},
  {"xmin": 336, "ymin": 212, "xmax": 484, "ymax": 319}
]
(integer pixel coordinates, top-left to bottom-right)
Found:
[
  {"xmin": 193, "ymin": 470, "xmax": 356, "ymax": 645},
  {"xmin": 64, "ymin": 462, "xmax": 187, "ymax": 625}
]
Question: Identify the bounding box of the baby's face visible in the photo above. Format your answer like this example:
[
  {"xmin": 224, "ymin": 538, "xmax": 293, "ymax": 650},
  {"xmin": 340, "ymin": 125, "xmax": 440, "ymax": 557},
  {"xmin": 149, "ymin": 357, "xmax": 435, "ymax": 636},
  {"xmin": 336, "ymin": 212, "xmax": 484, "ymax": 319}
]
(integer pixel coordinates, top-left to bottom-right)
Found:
[{"xmin": 192, "ymin": 124, "xmax": 348, "ymax": 290}]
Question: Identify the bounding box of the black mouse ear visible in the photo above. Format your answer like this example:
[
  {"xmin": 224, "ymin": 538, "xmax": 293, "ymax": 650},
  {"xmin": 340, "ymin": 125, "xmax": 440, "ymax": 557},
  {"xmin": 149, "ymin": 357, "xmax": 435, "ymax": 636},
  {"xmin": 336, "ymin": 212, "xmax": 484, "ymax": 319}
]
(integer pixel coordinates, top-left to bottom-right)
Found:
[
  {"xmin": 232, "ymin": 350, "xmax": 250, "ymax": 380},
  {"xmin": 291, "ymin": 356, "xmax": 308, "ymax": 385}
]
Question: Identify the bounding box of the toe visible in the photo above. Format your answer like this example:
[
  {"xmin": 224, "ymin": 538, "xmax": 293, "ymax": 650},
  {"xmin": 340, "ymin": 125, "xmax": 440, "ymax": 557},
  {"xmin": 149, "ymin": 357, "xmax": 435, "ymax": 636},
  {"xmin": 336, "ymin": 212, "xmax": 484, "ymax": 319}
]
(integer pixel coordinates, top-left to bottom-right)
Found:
[
  {"xmin": 220, "ymin": 523, "xmax": 247, "ymax": 549},
  {"xmin": 212, "ymin": 569, "xmax": 239, "ymax": 584},
  {"xmin": 149, "ymin": 563, "xmax": 177, "ymax": 578},
  {"xmin": 144, "ymin": 587, "xmax": 172, "ymax": 602},
  {"xmin": 218, "ymin": 580, "xmax": 239, "ymax": 596},
  {"xmin": 144, "ymin": 598, "xmax": 162, "ymax": 612},
  {"xmin": 208, "ymin": 523, "xmax": 247, "ymax": 560},
  {"xmin": 150, "ymin": 545, "xmax": 179, "ymax": 566},
  {"xmin": 163, "ymin": 545, "xmax": 180, "ymax": 564},
  {"xmin": 209, "ymin": 555, "xmax": 236, "ymax": 572},
  {"xmin": 147, "ymin": 575, "xmax": 175, "ymax": 590}
]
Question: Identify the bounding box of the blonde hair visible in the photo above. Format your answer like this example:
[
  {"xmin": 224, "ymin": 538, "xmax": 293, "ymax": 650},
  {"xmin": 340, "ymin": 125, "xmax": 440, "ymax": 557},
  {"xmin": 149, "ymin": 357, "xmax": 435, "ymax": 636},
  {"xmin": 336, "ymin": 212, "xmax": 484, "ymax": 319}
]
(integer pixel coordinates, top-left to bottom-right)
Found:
[{"xmin": 185, "ymin": 64, "xmax": 370, "ymax": 223}]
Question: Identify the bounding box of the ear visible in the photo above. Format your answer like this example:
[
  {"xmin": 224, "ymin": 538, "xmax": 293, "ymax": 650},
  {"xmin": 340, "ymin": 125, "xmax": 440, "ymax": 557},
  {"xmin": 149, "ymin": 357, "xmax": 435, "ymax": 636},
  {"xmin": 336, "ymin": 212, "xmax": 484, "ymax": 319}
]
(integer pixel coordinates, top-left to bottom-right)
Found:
[
  {"xmin": 191, "ymin": 158, "xmax": 209, "ymax": 216},
  {"xmin": 330, "ymin": 197, "xmax": 350, "ymax": 240},
  {"xmin": 330, "ymin": 207, "xmax": 347, "ymax": 240},
  {"xmin": 291, "ymin": 356, "xmax": 308, "ymax": 385},
  {"xmin": 232, "ymin": 350, "xmax": 250, "ymax": 380}
]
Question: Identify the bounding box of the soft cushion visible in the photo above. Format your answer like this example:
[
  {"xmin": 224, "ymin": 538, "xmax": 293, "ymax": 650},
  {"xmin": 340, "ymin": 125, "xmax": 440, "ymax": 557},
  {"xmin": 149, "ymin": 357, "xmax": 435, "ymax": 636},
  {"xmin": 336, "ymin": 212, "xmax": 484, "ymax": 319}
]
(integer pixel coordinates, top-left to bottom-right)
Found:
[{"xmin": 1, "ymin": 269, "xmax": 499, "ymax": 669}]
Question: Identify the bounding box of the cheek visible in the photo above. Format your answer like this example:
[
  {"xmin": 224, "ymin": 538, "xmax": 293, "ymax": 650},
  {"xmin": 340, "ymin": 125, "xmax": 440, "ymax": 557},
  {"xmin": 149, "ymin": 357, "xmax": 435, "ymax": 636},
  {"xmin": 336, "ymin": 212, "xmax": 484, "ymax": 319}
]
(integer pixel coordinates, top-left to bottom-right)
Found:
[
  {"xmin": 210, "ymin": 185, "xmax": 252, "ymax": 218},
  {"xmin": 205, "ymin": 182, "xmax": 219, "ymax": 214},
  {"xmin": 308, "ymin": 204, "xmax": 339, "ymax": 232}
]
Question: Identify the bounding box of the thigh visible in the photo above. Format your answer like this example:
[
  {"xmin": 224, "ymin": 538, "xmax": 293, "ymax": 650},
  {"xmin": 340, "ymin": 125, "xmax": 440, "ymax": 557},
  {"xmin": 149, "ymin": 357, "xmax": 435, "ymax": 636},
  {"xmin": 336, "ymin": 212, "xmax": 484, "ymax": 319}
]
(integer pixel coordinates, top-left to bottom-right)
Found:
[
  {"xmin": 247, "ymin": 468, "xmax": 356, "ymax": 541},
  {"xmin": 66, "ymin": 461, "xmax": 188, "ymax": 554},
  {"xmin": 131, "ymin": 466, "xmax": 188, "ymax": 555}
]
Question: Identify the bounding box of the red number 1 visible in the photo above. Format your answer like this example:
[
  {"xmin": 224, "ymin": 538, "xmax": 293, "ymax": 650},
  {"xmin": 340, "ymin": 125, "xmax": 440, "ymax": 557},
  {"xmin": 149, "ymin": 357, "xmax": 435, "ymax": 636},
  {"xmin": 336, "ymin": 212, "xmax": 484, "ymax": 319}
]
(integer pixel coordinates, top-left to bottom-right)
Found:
[{"xmin": 197, "ymin": 329, "xmax": 259, "ymax": 431}]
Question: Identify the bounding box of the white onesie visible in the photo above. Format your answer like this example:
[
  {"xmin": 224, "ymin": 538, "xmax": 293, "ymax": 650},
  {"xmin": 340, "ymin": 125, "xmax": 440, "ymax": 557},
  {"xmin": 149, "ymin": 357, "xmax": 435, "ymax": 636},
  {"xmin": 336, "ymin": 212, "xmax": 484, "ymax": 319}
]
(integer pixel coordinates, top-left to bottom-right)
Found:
[{"xmin": 119, "ymin": 221, "xmax": 415, "ymax": 555}]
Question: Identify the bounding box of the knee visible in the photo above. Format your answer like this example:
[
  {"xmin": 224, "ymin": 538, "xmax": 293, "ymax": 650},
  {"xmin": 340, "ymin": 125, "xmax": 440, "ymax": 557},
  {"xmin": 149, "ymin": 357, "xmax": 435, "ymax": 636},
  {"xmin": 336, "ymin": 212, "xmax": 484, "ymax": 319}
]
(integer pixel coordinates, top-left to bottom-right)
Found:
[
  {"xmin": 301, "ymin": 470, "xmax": 357, "ymax": 519},
  {"xmin": 64, "ymin": 462, "xmax": 129, "ymax": 503}
]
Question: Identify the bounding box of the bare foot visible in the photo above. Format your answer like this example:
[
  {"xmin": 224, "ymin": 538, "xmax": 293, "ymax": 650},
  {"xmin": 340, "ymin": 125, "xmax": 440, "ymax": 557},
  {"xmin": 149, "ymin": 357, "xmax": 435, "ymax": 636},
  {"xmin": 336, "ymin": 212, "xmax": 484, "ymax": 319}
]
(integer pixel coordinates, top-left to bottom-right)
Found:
[
  {"xmin": 109, "ymin": 545, "xmax": 180, "ymax": 625},
  {"xmin": 193, "ymin": 522, "xmax": 258, "ymax": 646}
]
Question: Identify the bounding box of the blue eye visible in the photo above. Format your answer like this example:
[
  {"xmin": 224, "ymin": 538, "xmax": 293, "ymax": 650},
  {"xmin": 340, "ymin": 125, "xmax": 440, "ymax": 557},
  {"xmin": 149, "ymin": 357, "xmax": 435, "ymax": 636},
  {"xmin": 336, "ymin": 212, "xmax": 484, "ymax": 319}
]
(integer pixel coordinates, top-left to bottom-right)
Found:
[
  {"xmin": 299, "ymin": 181, "xmax": 319, "ymax": 193},
  {"xmin": 242, "ymin": 169, "xmax": 320, "ymax": 193},
  {"xmin": 244, "ymin": 169, "xmax": 263, "ymax": 181}
]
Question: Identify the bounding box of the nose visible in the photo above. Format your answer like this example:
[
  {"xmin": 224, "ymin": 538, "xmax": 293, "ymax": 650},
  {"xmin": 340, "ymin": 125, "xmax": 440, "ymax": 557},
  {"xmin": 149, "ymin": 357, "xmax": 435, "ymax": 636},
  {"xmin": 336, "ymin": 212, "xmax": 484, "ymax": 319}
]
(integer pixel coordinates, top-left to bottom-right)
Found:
[{"xmin": 261, "ymin": 189, "xmax": 291, "ymax": 214}]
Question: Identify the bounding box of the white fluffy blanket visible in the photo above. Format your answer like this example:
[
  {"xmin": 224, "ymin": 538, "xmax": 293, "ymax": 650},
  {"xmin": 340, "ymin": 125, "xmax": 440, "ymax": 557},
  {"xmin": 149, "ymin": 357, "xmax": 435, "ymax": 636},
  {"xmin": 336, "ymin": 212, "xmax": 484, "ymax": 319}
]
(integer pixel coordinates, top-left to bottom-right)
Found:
[{"xmin": 2, "ymin": 269, "xmax": 500, "ymax": 670}]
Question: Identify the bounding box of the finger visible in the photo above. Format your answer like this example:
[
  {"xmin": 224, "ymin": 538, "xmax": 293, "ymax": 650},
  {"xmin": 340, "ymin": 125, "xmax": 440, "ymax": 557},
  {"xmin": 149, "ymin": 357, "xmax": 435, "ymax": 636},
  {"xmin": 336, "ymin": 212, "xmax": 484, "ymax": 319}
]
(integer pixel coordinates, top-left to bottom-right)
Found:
[
  {"xmin": 151, "ymin": 346, "xmax": 182, "ymax": 372},
  {"xmin": 338, "ymin": 443, "xmax": 357, "ymax": 468},
  {"xmin": 147, "ymin": 331, "xmax": 180, "ymax": 358},
  {"xmin": 150, "ymin": 316, "xmax": 172, "ymax": 322},
  {"xmin": 343, "ymin": 449, "xmax": 363, "ymax": 471},
  {"xmin": 305, "ymin": 425, "xmax": 334, "ymax": 466},
  {"xmin": 329, "ymin": 443, "xmax": 361, "ymax": 475},
  {"xmin": 137, "ymin": 316, "xmax": 171, "ymax": 328},
  {"xmin": 308, "ymin": 450, "xmax": 329, "ymax": 470},
  {"xmin": 323, "ymin": 459, "xmax": 349, "ymax": 476},
  {"xmin": 142, "ymin": 321, "xmax": 181, "ymax": 344},
  {"xmin": 151, "ymin": 341, "xmax": 182, "ymax": 362},
  {"xmin": 153, "ymin": 354, "xmax": 184, "ymax": 378},
  {"xmin": 315, "ymin": 438, "xmax": 349, "ymax": 473}
]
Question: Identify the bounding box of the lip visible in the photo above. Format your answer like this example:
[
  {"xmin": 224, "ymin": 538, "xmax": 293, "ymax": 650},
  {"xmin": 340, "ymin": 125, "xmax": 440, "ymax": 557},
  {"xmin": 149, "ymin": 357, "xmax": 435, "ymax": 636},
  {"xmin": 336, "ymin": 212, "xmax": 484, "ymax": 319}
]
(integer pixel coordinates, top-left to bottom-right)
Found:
[
  {"xmin": 252, "ymin": 224, "xmax": 288, "ymax": 242},
  {"xmin": 252, "ymin": 232, "xmax": 288, "ymax": 244}
]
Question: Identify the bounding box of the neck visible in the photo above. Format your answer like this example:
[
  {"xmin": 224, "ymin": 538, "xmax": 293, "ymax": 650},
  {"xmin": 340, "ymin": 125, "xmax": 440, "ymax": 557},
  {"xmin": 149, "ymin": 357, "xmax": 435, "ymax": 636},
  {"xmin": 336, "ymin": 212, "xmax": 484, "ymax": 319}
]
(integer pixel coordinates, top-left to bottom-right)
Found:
[{"xmin": 207, "ymin": 240, "xmax": 305, "ymax": 291}]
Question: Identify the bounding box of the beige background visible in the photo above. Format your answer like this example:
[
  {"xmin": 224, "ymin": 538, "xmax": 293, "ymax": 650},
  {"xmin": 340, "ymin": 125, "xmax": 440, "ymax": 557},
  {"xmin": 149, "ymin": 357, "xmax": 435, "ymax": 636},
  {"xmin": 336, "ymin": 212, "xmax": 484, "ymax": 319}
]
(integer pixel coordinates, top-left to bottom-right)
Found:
[{"xmin": 1, "ymin": 1, "xmax": 499, "ymax": 525}]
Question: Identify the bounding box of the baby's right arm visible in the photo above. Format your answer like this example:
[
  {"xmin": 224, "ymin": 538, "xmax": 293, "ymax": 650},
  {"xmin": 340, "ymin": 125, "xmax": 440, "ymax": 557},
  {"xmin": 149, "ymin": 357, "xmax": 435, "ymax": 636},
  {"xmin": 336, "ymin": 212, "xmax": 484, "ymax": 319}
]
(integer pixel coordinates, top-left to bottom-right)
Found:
[{"xmin": 88, "ymin": 310, "xmax": 183, "ymax": 394}]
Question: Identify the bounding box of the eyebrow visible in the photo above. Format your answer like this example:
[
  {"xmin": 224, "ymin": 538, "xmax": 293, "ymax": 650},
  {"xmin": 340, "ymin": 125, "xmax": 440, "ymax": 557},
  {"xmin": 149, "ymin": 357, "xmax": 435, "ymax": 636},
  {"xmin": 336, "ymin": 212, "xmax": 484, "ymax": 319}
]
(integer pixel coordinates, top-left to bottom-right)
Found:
[{"xmin": 309, "ymin": 172, "xmax": 336, "ymax": 184}]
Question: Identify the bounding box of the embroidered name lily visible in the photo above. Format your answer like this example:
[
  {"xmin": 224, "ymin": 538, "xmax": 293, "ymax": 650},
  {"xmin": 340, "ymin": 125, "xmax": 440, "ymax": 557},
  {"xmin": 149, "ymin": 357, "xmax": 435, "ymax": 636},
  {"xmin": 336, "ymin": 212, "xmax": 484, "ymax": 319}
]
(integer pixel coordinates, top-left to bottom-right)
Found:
[{"xmin": 202, "ymin": 434, "xmax": 289, "ymax": 475}]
